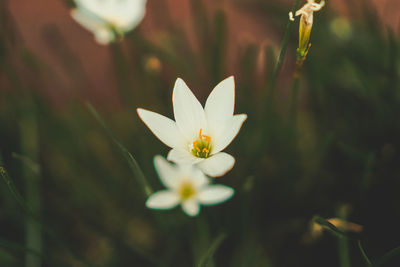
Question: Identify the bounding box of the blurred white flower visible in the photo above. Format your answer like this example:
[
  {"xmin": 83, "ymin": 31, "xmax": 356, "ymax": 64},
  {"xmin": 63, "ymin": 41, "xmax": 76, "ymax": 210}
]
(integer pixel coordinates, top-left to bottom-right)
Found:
[
  {"xmin": 71, "ymin": 0, "xmax": 147, "ymax": 44},
  {"xmin": 137, "ymin": 76, "xmax": 247, "ymax": 177},
  {"xmin": 289, "ymin": 0, "xmax": 325, "ymax": 61},
  {"xmin": 146, "ymin": 156, "xmax": 234, "ymax": 217}
]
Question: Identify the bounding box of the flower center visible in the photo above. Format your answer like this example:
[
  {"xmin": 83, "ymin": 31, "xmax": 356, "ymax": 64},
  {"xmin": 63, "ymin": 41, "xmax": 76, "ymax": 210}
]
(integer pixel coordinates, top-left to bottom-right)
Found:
[
  {"xmin": 179, "ymin": 181, "xmax": 196, "ymax": 200},
  {"xmin": 191, "ymin": 129, "xmax": 212, "ymax": 158}
]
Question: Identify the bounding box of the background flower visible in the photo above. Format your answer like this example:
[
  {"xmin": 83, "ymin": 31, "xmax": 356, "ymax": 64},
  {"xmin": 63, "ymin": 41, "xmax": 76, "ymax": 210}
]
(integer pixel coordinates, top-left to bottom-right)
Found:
[
  {"xmin": 146, "ymin": 156, "xmax": 234, "ymax": 217},
  {"xmin": 71, "ymin": 0, "xmax": 147, "ymax": 44}
]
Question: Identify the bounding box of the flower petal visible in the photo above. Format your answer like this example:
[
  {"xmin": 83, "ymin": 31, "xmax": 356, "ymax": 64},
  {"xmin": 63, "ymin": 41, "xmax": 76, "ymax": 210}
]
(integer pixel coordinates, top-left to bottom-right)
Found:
[
  {"xmin": 212, "ymin": 114, "xmax": 247, "ymax": 153},
  {"xmin": 153, "ymin": 155, "xmax": 179, "ymax": 189},
  {"xmin": 137, "ymin": 108, "xmax": 184, "ymax": 148},
  {"xmin": 75, "ymin": 0, "xmax": 146, "ymax": 30},
  {"xmin": 167, "ymin": 148, "xmax": 204, "ymax": 165},
  {"xmin": 145, "ymin": 190, "xmax": 179, "ymax": 209},
  {"xmin": 204, "ymin": 76, "xmax": 235, "ymax": 134},
  {"xmin": 181, "ymin": 200, "xmax": 200, "ymax": 216},
  {"xmin": 197, "ymin": 152, "xmax": 235, "ymax": 177},
  {"xmin": 172, "ymin": 78, "xmax": 207, "ymax": 141},
  {"xmin": 178, "ymin": 165, "xmax": 209, "ymax": 188},
  {"xmin": 197, "ymin": 185, "xmax": 234, "ymax": 205},
  {"xmin": 71, "ymin": 9, "xmax": 115, "ymax": 44}
]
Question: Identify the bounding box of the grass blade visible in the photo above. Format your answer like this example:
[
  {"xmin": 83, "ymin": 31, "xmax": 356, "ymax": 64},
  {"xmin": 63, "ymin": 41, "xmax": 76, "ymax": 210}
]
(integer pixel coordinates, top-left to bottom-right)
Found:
[
  {"xmin": 86, "ymin": 103, "xmax": 152, "ymax": 197},
  {"xmin": 264, "ymin": 0, "xmax": 300, "ymax": 107},
  {"xmin": 0, "ymin": 239, "xmax": 43, "ymax": 261},
  {"xmin": 357, "ymin": 240, "xmax": 372, "ymax": 266},
  {"xmin": 0, "ymin": 159, "xmax": 95, "ymax": 267},
  {"xmin": 0, "ymin": 165, "xmax": 27, "ymax": 210},
  {"xmin": 196, "ymin": 233, "xmax": 227, "ymax": 267},
  {"xmin": 374, "ymin": 246, "xmax": 400, "ymax": 267}
]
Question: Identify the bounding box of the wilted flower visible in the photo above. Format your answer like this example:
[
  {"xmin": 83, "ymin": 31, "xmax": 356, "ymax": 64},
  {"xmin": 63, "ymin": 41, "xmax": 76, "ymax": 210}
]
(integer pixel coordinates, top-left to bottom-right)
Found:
[
  {"xmin": 137, "ymin": 76, "xmax": 247, "ymax": 177},
  {"xmin": 289, "ymin": 0, "xmax": 325, "ymax": 62},
  {"xmin": 71, "ymin": 0, "xmax": 147, "ymax": 44},
  {"xmin": 306, "ymin": 217, "xmax": 363, "ymax": 242},
  {"xmin": 146, "ymin": 156, "xmax": 234, "ymax": 217}
]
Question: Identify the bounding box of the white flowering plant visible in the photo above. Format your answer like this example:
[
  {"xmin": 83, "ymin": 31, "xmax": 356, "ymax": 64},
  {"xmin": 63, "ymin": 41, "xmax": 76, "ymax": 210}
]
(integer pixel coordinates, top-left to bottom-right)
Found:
[{"xmin": 1, "ymin": 0, "xmax": 400, "ymax": 266}]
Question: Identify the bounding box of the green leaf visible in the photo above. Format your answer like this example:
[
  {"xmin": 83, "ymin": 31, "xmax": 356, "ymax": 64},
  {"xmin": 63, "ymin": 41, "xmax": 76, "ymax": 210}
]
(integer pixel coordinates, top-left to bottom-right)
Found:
[
  {"xmin": 196, "ymin": 233, "xmax": 227, "ymax": 267},
  {"xmin": 0, "ymin": 164, "xmax": 27, "ymax": 210},
  {"xmin": 357, "ymin": 240, "xmax": 372, "ymax": 266},
  {"xmin": 86, "ymin": 103, "xmax": 152, "ymax": 197},
  {"xmin": 374, "ymin": 246, "xmax": 400, "ymax": 267}
]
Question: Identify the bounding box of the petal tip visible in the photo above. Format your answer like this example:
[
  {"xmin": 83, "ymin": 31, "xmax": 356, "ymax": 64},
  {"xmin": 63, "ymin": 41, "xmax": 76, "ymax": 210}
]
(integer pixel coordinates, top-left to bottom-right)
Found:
[
  {"xmin": 174, "ymin": 77, "xmax": 187, "ymax": 90},
  {"xmin": 226, "ymin": 75, "xmax": 235, "ymax": 82},
  {"xmin": 136, "ymin": 107, "xmax": 146, "ymax": 118}
]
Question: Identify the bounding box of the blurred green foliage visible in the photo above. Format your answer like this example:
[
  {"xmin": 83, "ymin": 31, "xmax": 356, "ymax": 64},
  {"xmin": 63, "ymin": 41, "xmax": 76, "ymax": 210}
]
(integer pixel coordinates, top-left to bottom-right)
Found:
[{"xmin": 1, "ymin": 0, "xmax": 400, "ymax": 266}]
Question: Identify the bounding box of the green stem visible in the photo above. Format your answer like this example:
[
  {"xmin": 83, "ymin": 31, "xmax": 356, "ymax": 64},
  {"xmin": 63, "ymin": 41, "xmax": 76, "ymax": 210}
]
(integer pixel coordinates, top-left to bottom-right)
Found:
[
  {"xmin": 337, "ymin": 207, "xmax": 351, "ymax": 267},
  {"xmin": 289, "ymin": 67, "xmax": 301, "ymax": 126},
  {"xmin": 264, "ymin": 0, "xmax": 300, "ymax": 108},
  {"xmin": 19, "ymin": 99, "xmax": 42, "ymax": 267},
  {"xmin": 110, "ymin": 43, "xmax": 132, "ymax": 106}
]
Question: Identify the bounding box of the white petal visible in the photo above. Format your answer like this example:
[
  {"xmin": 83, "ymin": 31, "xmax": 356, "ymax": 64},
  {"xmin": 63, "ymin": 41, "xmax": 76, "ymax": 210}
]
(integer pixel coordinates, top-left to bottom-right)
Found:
[
  {"xmin": 197, "ymin": 152, "xmax": 235, "ymax": 177},
  {"xmin": 71, "ymin": 9, "xmax": 114, "ymax": 44},
  {"xmin": 212, "ymin": 114, "xmax": 247, "ymax": 153},
  {"xmin": 145, "ymin": 190, "xmax": 179, "ymax": 209},
  {"xmin": 153, "ymin": 156, "xmax": 179, "ymax": 189},
  {"xmin": 94, "ymin": 28, "xmax": 115, "ymax": 44},
  {"xmin": 181, "ymin": 200, "xmax": 200, "ymax": 216},
  {"xmin": 75, "ymin": 0, "xmax": 146, "ymax": 31},
  {"xmin": 167, "ymin": 148, "xmax": 204, "ymax": 165},
  {"xmin": 205, "ymin": 76, "xmax": 235, "ymax": 133},
  {"xmin": 172, "ymin": 78, "xmax": 207, "ymax": 141},
  {"xmin": 137, "ymin": 108, "xmax": 184, "ymax": 148},
  {"xmin": 198, "ymin": 185, "xmax": 234, "ymax": 205},
  {"xmin": 178, "ymin": 165, "xmax": 210, "ymax": 188}
]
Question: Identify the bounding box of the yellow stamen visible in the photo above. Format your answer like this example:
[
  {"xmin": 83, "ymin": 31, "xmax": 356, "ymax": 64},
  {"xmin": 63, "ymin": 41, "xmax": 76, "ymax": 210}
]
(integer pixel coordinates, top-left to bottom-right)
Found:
[
  {"xmin": 179, "ymin": 182, "xmax": 196, "ymax": 200},
  {"xmin": 191, "ymin": 128, "xmax": 212, "ymax": 158}
]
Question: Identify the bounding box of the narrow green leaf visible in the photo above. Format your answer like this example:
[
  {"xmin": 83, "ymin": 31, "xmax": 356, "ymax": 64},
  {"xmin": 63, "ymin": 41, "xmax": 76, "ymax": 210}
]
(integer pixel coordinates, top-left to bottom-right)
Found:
[
  {"xmin": 0, "ymin": 239, "xmax": 43, "ymax": 260},
  {"xmin": 0, "ymin": 164, "xmax": 27, "ymax": 210},
  {"xmin": 357, "ymin": 240, "xmax": 372, "ymax": 266},
  {"xmin": 264, "ymin": 0, "xmax": 300, "ymax": 106},
  {"xmin": 196, "ymin": 233, "xmax": 227, "ymax": 267},
  {"xmin": 374, "ymin": 246, "xmax": 400, "ymax": 267},
  {"xmin": 0, "ymin": 158, "xmax": 94, "ymax": 267},
  {"xmin": 11, "ymin": 153, "xmax": 41, "ymax": 175},
  {"xmin": 86, "ymin": 103, "xmax": 152, "ymax": 197}
]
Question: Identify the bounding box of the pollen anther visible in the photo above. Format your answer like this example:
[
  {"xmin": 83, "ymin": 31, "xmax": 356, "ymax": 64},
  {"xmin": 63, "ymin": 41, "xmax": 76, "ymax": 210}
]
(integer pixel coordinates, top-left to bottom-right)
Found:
[{"xmin": 191, "ymin": 128, "xmax": 212, "ymax": 158}]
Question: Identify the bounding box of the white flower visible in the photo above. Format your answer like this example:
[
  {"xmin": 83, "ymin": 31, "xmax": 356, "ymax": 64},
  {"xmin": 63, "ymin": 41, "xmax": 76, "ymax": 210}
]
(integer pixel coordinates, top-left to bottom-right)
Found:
[
  {"xmin": 71, "ymin": 0, "xmax": 147, "ymax": 44},
  {"xmin": 146, "ymin": 156, "xmax": 234, "ymax": 217},
  {"xmin": 137, "ymin": 76, "xmax": 247, "ymax": 177}
]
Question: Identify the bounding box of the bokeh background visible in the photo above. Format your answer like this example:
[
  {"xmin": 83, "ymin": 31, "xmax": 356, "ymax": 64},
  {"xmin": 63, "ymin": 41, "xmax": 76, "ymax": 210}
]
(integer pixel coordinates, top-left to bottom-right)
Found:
[{"xmin": 1, "ymin": 0, "xmax": 400, "ymax": 266}]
